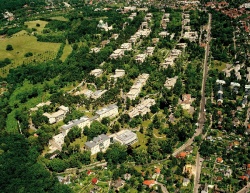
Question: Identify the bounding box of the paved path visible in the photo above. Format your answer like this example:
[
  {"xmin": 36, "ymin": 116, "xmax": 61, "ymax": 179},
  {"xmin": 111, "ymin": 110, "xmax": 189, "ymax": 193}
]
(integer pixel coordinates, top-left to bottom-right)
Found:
[{"xmin": 237, "ymin": 182, "xmax": 250, "ymax": 193}]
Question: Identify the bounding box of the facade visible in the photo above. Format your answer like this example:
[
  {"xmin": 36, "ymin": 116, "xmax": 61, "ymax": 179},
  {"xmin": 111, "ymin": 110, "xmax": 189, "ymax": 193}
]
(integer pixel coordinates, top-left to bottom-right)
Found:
[
  {"xmin": 95, "ymin": 104, "xmax": 119, "ymax": 121},
  {"xmin": 85, "ymin": 134, "xmax": 110, "ymax": 155}
]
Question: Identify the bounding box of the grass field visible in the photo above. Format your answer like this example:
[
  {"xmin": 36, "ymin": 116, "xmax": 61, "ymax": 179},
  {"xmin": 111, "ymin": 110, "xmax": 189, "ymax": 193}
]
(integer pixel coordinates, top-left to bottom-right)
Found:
[
  {"xmin": 24, "ymin": 20, "xmax": 48, "ymax": 33},
  {"xmin": 50, "ymin": 16, "xmax": 69, "ymax": 21},
  {"xmin": 0, "ymin": 30, "xmax": 61, "ymax": 77},
  {"xmin": 60, "ymin": 44, "xmax": 72, "ymax": 61}
]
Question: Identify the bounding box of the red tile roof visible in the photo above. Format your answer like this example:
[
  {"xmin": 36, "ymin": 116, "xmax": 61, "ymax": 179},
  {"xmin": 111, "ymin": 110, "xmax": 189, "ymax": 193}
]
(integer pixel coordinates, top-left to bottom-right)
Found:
[
  {"xmin": 155, "ymin": 168, "xmax": 161, "ymax": 174},
  {"xmin": 92, "ymin": 178, "xmax": 98, "ymax": 184},
  {"xmin": 217, "ymin": 157, "xmax": 223, "ymax": 163},
  {"xmin": 240, "ymin": 176, "xmax": 249, "ymax": 181},
  {"xmin": 177, "ymin": 152, "xmax": 187, "ymax": 158},
  {"xmin": 143, "ymin": 180, "xmax": 156, "ymax": 187}
]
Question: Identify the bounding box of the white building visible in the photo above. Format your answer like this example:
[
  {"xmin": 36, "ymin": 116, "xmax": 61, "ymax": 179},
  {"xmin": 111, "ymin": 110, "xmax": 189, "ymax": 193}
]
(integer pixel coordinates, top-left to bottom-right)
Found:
[
  {"xmin": 85, "ymin": 134, "xmax": 110, "ymax": 155},
  {"xmin": 183, "ymin": 31, "xmax": 198, "ymax": 42},
  {"xmin": 110, "ymin": 69, "xmax": 125, "ymax": 80},
  {"xmin": 43, "ymin": 105, "xmax": 69, "ymax": 124},
  {"xmin": 91, "ymin": 90, "xmax": 107, "ymax": 99},
  {"xmin": 135, "ymin": 54, "xmax": 147, "ymax": 63},
  {"xmin": 164, "ymin": 76, "xmax": 178, "ymax": 89},
  {"xmin": 90, "ymin": 47, "xmax": 101, "ymax": 53},
  {"xmin": 128, "ymin": 98, "xmax": 156, "ymax": 118},
  {"xmin": 159, "ymin": 31, "xmax": 169, "ymax": 38},
  {"xmin": 111, "ymin": 130, "xmax": 138, "ymax": 145},
  {"xmin": 95, "ymin": 104, "xmax": 119, "ymax": 121},
  {"xmin": 90, "ymin": 69, "xmax": 103, "ymax": 77},
  {"xmin": 110, "ymin": 49, "xmax": 124, "ymax": 59},
  {"xmin": 127, "ymin": 74, "xmax": 149, "ymax": 100},
  {"xmin": 146, "ymin": 47, "xmax": 155, "ymax": 56},
  {"xmin": 30, "ymin": 101, "xmax": 51, "ymax": 111},
  {"xmin": 121, "ymin": 43, "xmax": 132, "ymax": 51}
]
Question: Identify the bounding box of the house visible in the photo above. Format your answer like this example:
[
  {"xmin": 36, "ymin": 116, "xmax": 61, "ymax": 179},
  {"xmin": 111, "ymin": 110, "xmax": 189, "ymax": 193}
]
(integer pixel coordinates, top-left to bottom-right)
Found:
[
  {"xmin": 135, "ymin": 54, "xmax": 147, "ymax": 63},
  {"xmin": 128, "ymin": 35, "xmax": 138, "ymax": 44},
  {"xmin": 181, "ymin": 94, "xmax": 192, "ymax": 110},
  {"xmin": 159, "ymin": 31, "xmax": 169, "ymax": 38},
  {"xmin": 152, "ymin": 38, "xmax": 159, "ymax": 45},
  {"xmin": 112, "ymin": 178, "xmax": 125, "ymax": 191},
  {"xmin": 182, "ymin": 178, "xmax": 190, "ymax": 186},
  {"xmin": 92, "ymin": 178, "xmax": 99, "ymax": 185},
  {"xmin": 141, "ymin": 22, "xmax": 148, "ymax": 29},
  {"xmin": 239, "ymin": 176, "xmax": 249, "ymax": 181},
  {"xmin": 183, "ymin": 31, "xmax": 198, "ymax": 42},
  {"xmin": 43, "ymin": 105, "xmax": 69, "ymax": 124},
  {"xmin": 155, "ymin": 167, "xmax": 161, "ymax": 174},
  {"xmin": 97, "ymin": 20, "xmax": 112, "ymax": 31},
  {"xmin": 124, "ymin": 173, "xmax": 131, "ymax": 181},
  {"xmin": 95, "ymin": 104, "xmax": 119, "ymax": 121},
  {"xmin": 224, "ymin": 168, "xmax": 232, "ymax": 178},
  {"xmin": 146, "ymin": 47, "xmax": 155, "ymax": 56},
  {"xmin": 177, "ymin": 152, "xmax": 187, "ymax": 159},
  {"xmin": 164, "ymin": 76, "xmax": 178, "ymax": 89},
  {"xmin": 111, "ymin": 33, "xmax": 119, "ymax": 40},
  {"xmin": 90, "ymin": 69, "xmax": 103, "ymax": 77},
  {"xmin": 85, "ymin": 134, "xmax": 110, "ymax": 155},
  {"xmin": 110, "ymin": 49, "xmax": 124, "ymax": 59},
  {"xmin": 143, "ymin": 180, "xmax": 156, "ymax": 188},
  {"xmin": 217, "ymin": 157, "xmax": 223, "ymax": 163},
  {"xmin": 176, "ymin": 43, "xmax": 187, "ymax": 50},
  {"xmin": 90, "ymin": 47, "xmax": 101, "ymax": 53},
  {"xmin": 112, "ymin": 130, "xmax": 138, "ymax": 145},
  {"xmin": 128, "ymin": 98, "xmax": 156, "ymax": 118},
  {"xmin": 110, "ymin": 69, "xmax": 125, "ymax": 80},
  {"xmin": 183, "ymin": 164, "xmax": 194, "ymax": 177},
  {"xmin": 201, "ymin": 183, "xmax": 208, "ymax": 193},
  {"xmin": 100, "ymin": 40, "xmax": 110, "ymax": 48},
  {"xmin": 49, "ymin": 133, "xmax": 65, "ymax": 152},
  {"xmin": 162, "ymin": 57, "xmax": 175, "ymax": 67},
  {"xmin": 30, "ymin": 101, "xmax": 51, "ymax": 111},
  {"xmin": 121, "ymin": 43, "xmax": 132, "ymax": 51}
]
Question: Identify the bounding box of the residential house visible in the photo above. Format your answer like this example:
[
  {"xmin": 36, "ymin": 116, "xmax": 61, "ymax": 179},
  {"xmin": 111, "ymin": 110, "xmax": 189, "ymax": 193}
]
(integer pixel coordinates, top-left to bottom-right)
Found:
[
  {"xmin": 135, "ymin": 54, "xmax": 147, "ymax": 63},
  {"xmin": 91, "ymin": 178, "xmax": 99, "ymax": 184},
  {"xmin": 183, "ymin": 164, "xmax": 194, "ymax": 178},
  {"xmin": 177, "ymin": 152, "xmax": 187, "ymax": 159},
  {"xmin": 182, "ymin": 178, "xmax": 190, "ymax": 186},
  {"xmin": 143, "ymin": 180, "xmax": 156, "ymax": 188},
  {"xmin": 90, "ymin": 47, "xmax": 101, "ymax": 53},
  {"xmin": 85, "ymin": 134, "xmax": 110, "ymax": 155},
  {"xmin": 91, "ymin": 90, "xmax": 107, "ymax": 100},
  {"xmin": 224, "ymin": 168, "xmax": 232, "ymax": 178},
  {"xmin": 30, "ymin": 101, "xmax": 51, "ymax": 112},
  {"xmin": 128, "ymin": 98, "xmax": 156, "ymax": 118},
  {"xmin": 112, "ymin": 178, "xmax": 125, "ymax": 191},
  {"xmin": 152, "ymin": 38, "xmax": 159, "ymax": 45},
  {"xmin": 159, "ymin": 31, "xmax": 169, "ymax": 38},
  {"xmin": 146, "ymin": 47, "xmax": 155, "ymax": 56},
  {"xmin": 111, "ymin": 130, "xmax": 138, "ymax": 146},
  {"xmin": 110, "ymin": 69, "xmax": 125, "ymax": 80},
  {"xmin": 110, "ymin": 33, "xmax": 119, "ymax": 40},
  {"xmin": 121, "ymin": 43, "xmax": 132, "ymax": 51},
  {"xmin": 110, "ymin": 49, "xmax": 124, "ymax": 59},
  {"xmin": 95, "ymin": 104, "xmax": 119, "ymax": 121},
  {"xmin": 100, "ymin": 40, "xmax": 110, "ymax": 48},
  {"xmin": 124, "ymin": 173, "xmax": 131, "ymax": 181},
  {"xmin": 164, "ymin": 76, "xmax": 178, "ymax": 89},
  {"xmin": 43, "ymin": 105, "xmax": 69, "ymax": 124},
  {"xmin": 176, "ymin": 43, "xmax": 187, "ymax": 50},
  {"xmin": 181, "ymin": 94, "xmax": 192, "ymax": 110},
  {"xmin": 49, "ymin": 133, "xmax": 65, "ymax": 152},
  {"xmin": 217, "ymin": 157, "xmax": 223, "ymax": 163},
  {"xmin": 183, "ymin": 31, "xmax": 198, "ymax": 42},
  {"xmin": 97, "ymin": 20, "xmax": 112, "ymax": 31},
  {"xmin": 90, "ymin": 69, "xmax": 103, "ymax": 77}
]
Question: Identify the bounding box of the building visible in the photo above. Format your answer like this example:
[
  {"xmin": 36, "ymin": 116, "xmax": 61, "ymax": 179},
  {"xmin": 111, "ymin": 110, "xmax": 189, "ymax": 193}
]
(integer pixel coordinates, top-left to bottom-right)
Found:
[
  {"xmin": 110, "ymin": 69, "xmax": 125, "ymax": 80},
  {"xmin": 146, "ymin": 47, "xmax": 155, "ymax": 56},
  {"xmin": 30, "ymin": 101, "xmax": 51, "ymax": 111},
  {"xmin": 90, "ymin": 47, "xmax": 101, "ymax": 53},
  {"xmin": 152, "ymin": 38, "xmax": 159, "ymax": 45},
  {"xmin": 143, "ymin": 180, "xmax": 156, "ymax": 188},
  {"xmin": 112, "ymin": 178, "xmax": 125, "ymax": 191},
  {"xmin": 159, "ymin": 31, "xmax": 169, "ymax": 38},
  {"xmin": 127, "ymin": 74, "xmax": 149, "ymax": 100},
  {"xmin": 181, "ymin": 94, "xmax": 192, "ymax": 110},
  {"xmin": 49, "ymin": 133, "xmax": 65, "ymax": 152},
  {"xmin": 90, "ymin": 69, "xmax": 103, "ymax": 77},
  {"xmin": 43, "ymin": 105, "xmax": 69, "ymax": 124},
  {"xmin": 182, "ymin": 178, "xmax": 190, "ymax": 186},
  {"xmin": 128, "ymin": 98, "xmax": 155, "ymax": 118},
  {"xmin": 183, "ymin": 31, "xmax": 198, "ymax": 42},
  {"xmin": 112, "ymin": 130, "xmax": 138, "ymax": 145},
  {"xmin": 97, "ymin": 20, "xmax": 112, "ymax": 31},
  {"xmin": 95, "ymin": 104, "xmax": 119, "ymax": 121},
  {"xmin": 121, "ymin": 43, "xmax": 132, "ymax": 51},
  {"xmin": 164, "ymin": 76, "xmax": 178, "ymax": 89},
  {"xmin": 110, "ymin": 49, "xmax": 124, "ymax": 59},
  {"xmin": 176, "ymin": 43, "xmax": 187, "ymax": 50},
  {"xmin": 110, "ymin": 33, "xmax": 119, "ymax": 40},
  {"xmin": 61, "ymin": 116, "xmax": 91, "ymax": 136},
  {"xmin": 100, "ymin": 40, "xmax": 110, "ymax": 48},
  {"xmin": 91, "ymin": 90, "xmax": 107, "ymax": 100},
  {"xmin": 135, "ymin": 54, "xmax": 147, "ymax": 63},
  {"xmin": 85, "ymin": 134, "xmax": 110, "ymax": 155}
]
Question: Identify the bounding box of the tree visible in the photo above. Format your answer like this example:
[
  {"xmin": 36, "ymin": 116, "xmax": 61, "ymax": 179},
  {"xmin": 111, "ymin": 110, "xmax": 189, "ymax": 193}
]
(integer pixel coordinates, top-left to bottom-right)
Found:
[
  {"xmin": 6, "ymin": 44, "xmax": 13, "ymax": 51},
  {"xmin": 84, "ymin": 121, "xmax": 108, "ymax": 140},
  {"xmin": 48, "ymin": 158, "xmax": 68, "ymax": 172},
  {"xmin": 104, "ymin": 143, "xmax": 127, "ymax": 165}
]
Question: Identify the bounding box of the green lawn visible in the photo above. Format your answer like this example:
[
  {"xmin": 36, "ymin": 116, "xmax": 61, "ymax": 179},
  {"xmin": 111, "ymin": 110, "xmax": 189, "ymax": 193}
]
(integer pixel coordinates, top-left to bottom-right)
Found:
[
  {"xmin": 210, "ymin": 60, "xmax": 227, "ymax": 71},
  {"xmin": 60, "ymin": 44, "xmax": 72, "ymax": 62},
  {"xmin": 50, "ymin": 16, "xmax": 69, "ymax": 21},
  {"xmin": 0, "ymin": 30, "xmax": 61, "ymax": 77},
  {"xmin": 24, "ymin": 20, "xmax": 48, "ymax": 33}
]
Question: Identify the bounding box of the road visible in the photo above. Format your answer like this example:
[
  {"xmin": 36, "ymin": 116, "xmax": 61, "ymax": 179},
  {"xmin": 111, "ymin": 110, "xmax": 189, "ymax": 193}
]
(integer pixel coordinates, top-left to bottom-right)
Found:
[
  {"xmin": 193, "ymin": 12, "xmax": 212, "ymax": 193},
  {"xmin": 237, "ymin": 182, "xmax": 250, "ymax": 193}
]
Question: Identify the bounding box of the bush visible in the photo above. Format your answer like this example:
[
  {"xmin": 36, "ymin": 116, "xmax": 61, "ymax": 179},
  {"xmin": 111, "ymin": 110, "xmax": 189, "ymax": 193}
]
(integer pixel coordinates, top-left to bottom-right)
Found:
[
  {"xmin": 24, "ymin": 52, "xmax": 33, "ymax": 57},
  {"xmin": 6, "ymin": 44, "xmax": 13, "ymax": 51},
  {"xmin": 36, "ymin": 23, "xmax": 40, "ymax": 27}
]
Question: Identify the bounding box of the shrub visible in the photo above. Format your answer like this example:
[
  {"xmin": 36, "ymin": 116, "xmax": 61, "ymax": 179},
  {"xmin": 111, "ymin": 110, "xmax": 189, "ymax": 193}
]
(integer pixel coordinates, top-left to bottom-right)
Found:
[
  {"xmin": 24, "ymin": 52, "xmax": 33, "ymax": 57},
  {"xmin": 6, "ymin": 44, "xmax": 13, "ymax": 51}
]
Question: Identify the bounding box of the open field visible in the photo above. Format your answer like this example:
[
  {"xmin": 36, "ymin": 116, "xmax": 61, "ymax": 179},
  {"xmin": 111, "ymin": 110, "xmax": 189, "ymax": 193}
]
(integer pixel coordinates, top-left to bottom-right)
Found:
[
  {"xmin": 50, "ymin": 16, "xmax": 69, "ymax": 21},
  {"xmin": 0, "ymin": 30, "xmax": 61, "ymax": 77},
  {"xmin": 60, "ymin": 44, "xmax": 72, "ymax": 61},
  {"xmin": 25, "ymin": 20, "xmax": 48, "ymax": 33}
]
